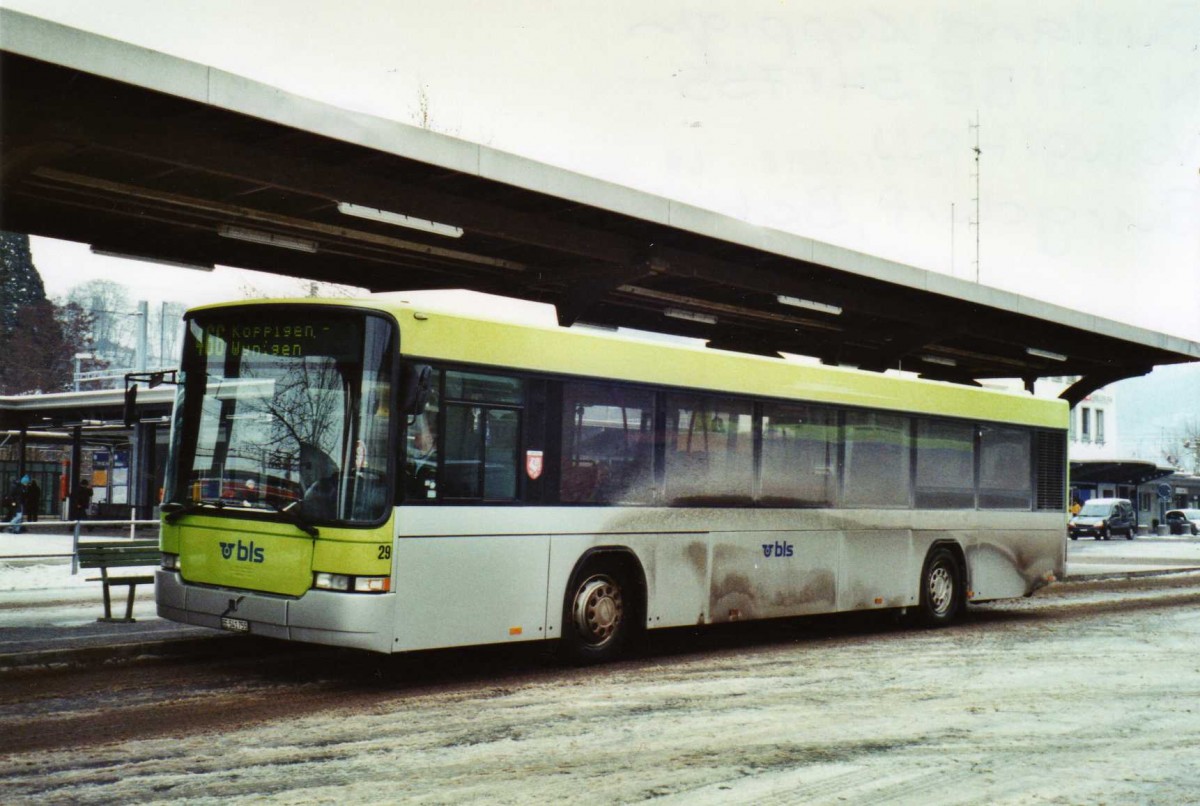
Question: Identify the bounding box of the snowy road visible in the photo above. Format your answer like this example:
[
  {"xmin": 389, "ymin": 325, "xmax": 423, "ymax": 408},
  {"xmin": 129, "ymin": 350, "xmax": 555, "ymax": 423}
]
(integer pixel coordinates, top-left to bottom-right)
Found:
[{"xmin": 3, "ymin": 572, "xmax": 1200, "ymax": 804}]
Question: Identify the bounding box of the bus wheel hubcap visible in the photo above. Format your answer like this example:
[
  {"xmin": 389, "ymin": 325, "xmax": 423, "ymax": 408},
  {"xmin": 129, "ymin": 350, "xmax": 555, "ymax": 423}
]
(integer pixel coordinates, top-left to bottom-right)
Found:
[
  {"xmin": 928, "ymin": 564, "xmax": 954, "ymax": 616},
  {"xmin": 573, "ymin": 575, "xmax": 623, "ymax": 646}
]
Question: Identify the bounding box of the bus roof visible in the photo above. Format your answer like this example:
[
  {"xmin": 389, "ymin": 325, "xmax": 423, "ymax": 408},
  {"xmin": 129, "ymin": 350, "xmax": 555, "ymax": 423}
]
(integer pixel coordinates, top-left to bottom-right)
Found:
[{"xmin": 192, "ymin": 295, "xmax": 1067, "ymax": 429}]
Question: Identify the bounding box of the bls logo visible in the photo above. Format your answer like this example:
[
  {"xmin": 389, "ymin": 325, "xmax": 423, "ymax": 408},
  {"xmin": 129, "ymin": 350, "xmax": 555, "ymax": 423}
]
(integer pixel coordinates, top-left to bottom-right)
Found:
[
  {"xmin": 219, "ymin": 540, "xmax": 265, "ymax": 563},
  {"xmin": 761, "ymin": 541, "xmax": 794, "ymax": 558}
]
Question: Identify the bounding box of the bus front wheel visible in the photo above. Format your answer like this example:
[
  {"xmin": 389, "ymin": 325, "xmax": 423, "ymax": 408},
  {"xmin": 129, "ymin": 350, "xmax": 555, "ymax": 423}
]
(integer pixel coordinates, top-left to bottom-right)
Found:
[
  {"xmin": 561, "ymin": 561, "xmax": 633, "ymax": 664},
  {"xmin": 918, "ymin": 547, "xmax": 964, "ymax": 627}
]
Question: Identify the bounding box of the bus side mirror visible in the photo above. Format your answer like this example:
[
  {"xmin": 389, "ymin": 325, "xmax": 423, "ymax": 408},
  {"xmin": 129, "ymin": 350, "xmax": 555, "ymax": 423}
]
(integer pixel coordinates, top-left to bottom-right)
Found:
[
  {"xmin": 401, "ymin": 364, "xmax": 433, "ymax": 415},
  {"xmin": 123, "ymin": 384, "xmax": 138, "ymax": 427}
]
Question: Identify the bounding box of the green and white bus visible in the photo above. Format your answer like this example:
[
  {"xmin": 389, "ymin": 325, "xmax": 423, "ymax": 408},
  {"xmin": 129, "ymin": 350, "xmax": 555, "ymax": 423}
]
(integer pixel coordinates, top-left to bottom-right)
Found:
[{"xmin": 155, "ymin": 295, "xmax": 1067, "ymax": 661}]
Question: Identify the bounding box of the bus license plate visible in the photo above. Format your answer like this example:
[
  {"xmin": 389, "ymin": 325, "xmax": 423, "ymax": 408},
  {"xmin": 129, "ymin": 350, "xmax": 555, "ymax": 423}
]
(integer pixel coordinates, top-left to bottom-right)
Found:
[{"xmin": 221, "ymin": 616, "xmax": 250, "ymax": 633}]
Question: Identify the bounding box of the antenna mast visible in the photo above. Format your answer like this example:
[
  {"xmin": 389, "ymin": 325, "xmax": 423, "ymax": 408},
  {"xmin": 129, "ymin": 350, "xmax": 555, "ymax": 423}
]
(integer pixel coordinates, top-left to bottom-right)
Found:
[{"xmin": 969, "ymin": 111, "xmax": 981, "ymax": 282}]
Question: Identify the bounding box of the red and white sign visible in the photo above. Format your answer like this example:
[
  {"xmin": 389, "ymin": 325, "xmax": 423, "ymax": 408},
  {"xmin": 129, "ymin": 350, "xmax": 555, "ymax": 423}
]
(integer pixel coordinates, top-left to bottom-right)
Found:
[{"xmin": 526, "ymin": 450, "xmax": 544, "ymax": 480}]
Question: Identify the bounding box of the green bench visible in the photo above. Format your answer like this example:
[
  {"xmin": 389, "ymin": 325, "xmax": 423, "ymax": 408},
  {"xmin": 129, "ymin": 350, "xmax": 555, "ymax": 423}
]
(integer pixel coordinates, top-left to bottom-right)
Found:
[{"xmin": 76, "ymin": 539, "xmax": 161, "ymax": 622}]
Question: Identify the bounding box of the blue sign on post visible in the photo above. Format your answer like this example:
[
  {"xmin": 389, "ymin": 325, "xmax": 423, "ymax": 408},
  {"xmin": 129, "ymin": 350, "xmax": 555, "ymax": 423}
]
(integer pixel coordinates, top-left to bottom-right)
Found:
[{"xmin": 1157, "ymin": 483, "xmax": 1172, "ymax": 499}]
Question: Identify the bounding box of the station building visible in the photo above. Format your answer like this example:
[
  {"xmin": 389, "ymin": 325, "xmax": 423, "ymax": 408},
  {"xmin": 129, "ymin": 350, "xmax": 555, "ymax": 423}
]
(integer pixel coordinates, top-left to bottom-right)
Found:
[
  {"xmin": 1, "ymin": 387, "xmax": 174, "ymax": 522},
  {"xmin": 1046, "ymin": 377, "xmax": 1196, "ymax": 529}
]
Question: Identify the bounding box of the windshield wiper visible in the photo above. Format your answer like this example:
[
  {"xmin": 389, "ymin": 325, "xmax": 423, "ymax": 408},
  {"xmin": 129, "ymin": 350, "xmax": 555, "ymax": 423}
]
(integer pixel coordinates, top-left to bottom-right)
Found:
[
  {"xmin": 162, "ymin": 498, "xmax": 318, "ymax": 536},
  {"xmin": 162, "ymin": 500, "xmax": 225, "ymax": 524},
  {"xmin": 265, "ymin": 500, "xmax": 320, "ymax": 537}
]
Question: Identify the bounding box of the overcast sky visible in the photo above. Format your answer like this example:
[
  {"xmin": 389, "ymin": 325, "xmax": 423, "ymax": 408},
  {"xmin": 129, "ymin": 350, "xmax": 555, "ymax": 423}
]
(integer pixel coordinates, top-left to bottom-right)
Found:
[{"xmin": 4, "ymin": 0, "xmax": 1199, "ymax": 344}]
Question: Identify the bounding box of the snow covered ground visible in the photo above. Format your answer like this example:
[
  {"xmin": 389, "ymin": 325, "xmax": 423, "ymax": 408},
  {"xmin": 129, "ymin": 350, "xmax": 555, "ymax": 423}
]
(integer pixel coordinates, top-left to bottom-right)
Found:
[
  {"xmin": 0, "ymin": 532, "xmax": 157, "ymax": 627},
  {"xmin": 2, "ymin": 571, "xmax": 1199, "ymax": 805},
  {"xmin": 1, "ymin": 530, "xmax": 1200, "ymax": 802},
  {"xmin": 1061, "ymin": 534, "xmax": 1200, "ymax": 576}
]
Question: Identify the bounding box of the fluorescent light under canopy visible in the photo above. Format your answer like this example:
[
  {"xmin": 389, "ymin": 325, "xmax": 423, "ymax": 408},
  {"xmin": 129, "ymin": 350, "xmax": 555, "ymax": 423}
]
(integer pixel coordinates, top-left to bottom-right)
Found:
[
  {"xmin": 1026, "ymin": 347, "xmax": 1068, "ymax": 362},
  {"xmin": 776, "ymin": 295, "xmax": 843, "ymax": 316},
  {"xmin": 664, "ymin": 308, "xmax": 718, "ymax": 325},
  {"xmin": 218, "ymin": 225, "xmax": 318, "ymax": 253},
  {"xmin": 920, "ymin": 355, "xmax": 958, "ymax": 367},
  {"xmin": 337, "ymin": 202, "xmax": 464, "ymax": 239}
]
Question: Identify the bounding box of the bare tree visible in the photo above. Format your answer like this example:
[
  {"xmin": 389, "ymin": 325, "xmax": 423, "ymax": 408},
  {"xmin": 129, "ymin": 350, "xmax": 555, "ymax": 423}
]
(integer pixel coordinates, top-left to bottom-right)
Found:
[
  {"xmin": 416, "ymin": 84, "xmax": 431, "ymax": 129},
  {"xmin": 410, "ymin": 82, "xmax": 460, "ymax": 136},
  {"xmin": 1162, "ymin": 419, "xmax": 1200, "ymax": 474},
  {"xmin": 65, "ymin": 279, "xmax": 136, "ymax": 368},
  {"xmin": 237, "ymin": 277, "xmax": 362, "ymax": 300},
  {"xmin": 149, "ymin": 301, "xmax": 187, "ymax": 367}
]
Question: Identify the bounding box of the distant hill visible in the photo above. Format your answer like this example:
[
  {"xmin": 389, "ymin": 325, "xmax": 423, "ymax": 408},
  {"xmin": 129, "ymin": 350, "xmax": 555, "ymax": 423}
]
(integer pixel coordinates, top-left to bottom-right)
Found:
[{"xmin": 1115, "ymin": 363, "xmax": 1200, "ymax": 462}]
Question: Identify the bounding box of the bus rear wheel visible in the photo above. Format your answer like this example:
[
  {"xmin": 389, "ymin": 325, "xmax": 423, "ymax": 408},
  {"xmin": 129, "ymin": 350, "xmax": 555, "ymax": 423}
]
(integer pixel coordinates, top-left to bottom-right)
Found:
[
  {"xmin": 918, "ymin": 547, "xmax": 964, "ymax": 627},
  {"xmin": 561, "ymin": 561, "xmax": 633, "ymax": 664}
]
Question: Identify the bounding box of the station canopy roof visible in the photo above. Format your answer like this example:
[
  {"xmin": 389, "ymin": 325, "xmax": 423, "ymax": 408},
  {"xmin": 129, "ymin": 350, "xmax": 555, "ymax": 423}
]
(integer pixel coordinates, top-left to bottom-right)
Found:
[
  {"xmin": 3, "ymin": 10, "xmax": 1198, "ymax": 406},
  {"xmin": 1069, "ymin": 460, "xmax": 1176, "ymax": 488},
  {"xmin": 0, "ymin": 387, "xmax": 174, "ymax": 432}
]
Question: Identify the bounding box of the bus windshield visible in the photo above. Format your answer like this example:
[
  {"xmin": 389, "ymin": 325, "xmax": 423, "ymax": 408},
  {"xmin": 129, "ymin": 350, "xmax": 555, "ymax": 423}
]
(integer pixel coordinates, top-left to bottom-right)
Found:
[{"xmin": 166, "ymin": 309, "xmax": 394, "ymax": 525}]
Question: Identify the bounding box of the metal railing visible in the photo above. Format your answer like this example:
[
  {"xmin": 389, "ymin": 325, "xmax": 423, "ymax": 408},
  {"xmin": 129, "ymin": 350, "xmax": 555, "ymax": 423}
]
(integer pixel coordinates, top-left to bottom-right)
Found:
[{"xmin": 0, "ymin": 517, "xmax": 160, "ymax": 573}]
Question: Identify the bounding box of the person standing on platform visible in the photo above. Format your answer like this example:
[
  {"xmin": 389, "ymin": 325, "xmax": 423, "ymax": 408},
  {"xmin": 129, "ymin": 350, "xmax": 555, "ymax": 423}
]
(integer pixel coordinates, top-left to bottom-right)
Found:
[
  {"xmin": 70, "ymin": 479, "xmax": 93, "ymax": 522},
  {"xmin": 5, "ymin": 476, "xmax": 28, "ymax": 533},
  {"xmin": 20, "ymin": 475, "xmax": 40, "ymax": 524},
  {"xmin": 3, "ymin": 480, "xmax": 18, "ymax": 526}
]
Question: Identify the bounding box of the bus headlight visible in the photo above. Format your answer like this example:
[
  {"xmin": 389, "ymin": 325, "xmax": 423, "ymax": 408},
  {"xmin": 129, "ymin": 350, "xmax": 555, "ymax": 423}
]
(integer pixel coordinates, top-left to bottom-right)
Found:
[
  {"xmin": 314, "ymin": 572, "xmax": 351, "ymax": 591},
  {"xmin": 161, "ymin": 553, "xmax": 180, "ymax": 571},
  {"xmin": 313, "ymin": 573, "xmax": 391, "ymax": 593}
]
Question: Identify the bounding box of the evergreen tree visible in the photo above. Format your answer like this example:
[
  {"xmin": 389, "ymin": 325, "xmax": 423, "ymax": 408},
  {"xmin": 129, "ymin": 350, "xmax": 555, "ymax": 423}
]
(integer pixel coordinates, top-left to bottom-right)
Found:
[
  {"xmin": 0, "ymin": 300, "xmax": 70, "ymax": 393},
  {"xmin": 0, "ymin": 233, "xmax": 96, "ymax": 394},
  {"xmin": 0, "ymin": 231, "xmax": 47, "ymax": 339}
]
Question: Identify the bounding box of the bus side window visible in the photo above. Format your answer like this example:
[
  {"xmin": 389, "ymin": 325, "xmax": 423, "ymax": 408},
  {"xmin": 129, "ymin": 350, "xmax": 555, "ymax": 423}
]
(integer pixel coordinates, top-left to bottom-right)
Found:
[
  {"xmin": 404, "ymin": 368, "xmax": 441, "ymax": 500},
  {"xmin": 760, "ymin": 403, "xmax": 838, "ymax": 507},
  {"xmin": 665, "ymin": 394, "xmax": 754, "ymax": 506},
  {"xmin": 560, "ymin": 382, "xmax": 654, "ymax": 504},
  {"xmin": 979, "ymin": 426, "xmax": 1033, "ymax": 509},
  {"xmin": 484, "ymin": 408, "xmax": 520, "ymax": 498},
  {"xmin": 442, "ymin": 405, "xmax": 482, "ymax": 498},
  {"xmin": 440, "ymin": 370, "xmax": 524, "ymax": 502},
  {"xmin": 914, "ymin": 418, "xmax": 975, "ymax": 509},
  {"xmin": 842, "ymin": 411, "xmax": 912, "ymax": 508}
]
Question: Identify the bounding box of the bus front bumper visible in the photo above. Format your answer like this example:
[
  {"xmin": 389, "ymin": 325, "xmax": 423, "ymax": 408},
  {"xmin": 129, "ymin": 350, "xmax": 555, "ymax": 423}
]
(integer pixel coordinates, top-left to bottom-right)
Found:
[{"xmin": 155, "ymin": 570, "xmax": 396, "ymax": 654}]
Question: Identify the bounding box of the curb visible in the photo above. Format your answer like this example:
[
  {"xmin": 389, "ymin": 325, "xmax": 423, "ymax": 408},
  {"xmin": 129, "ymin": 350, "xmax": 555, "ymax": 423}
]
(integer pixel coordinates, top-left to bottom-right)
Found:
[
  {"xmin": 1062, "ymin": 567, "xmax": 1200, "ymax": 583},
  {"xmin": 0, "ymin": 634, "xmax": 237, "ymax": 674}
]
